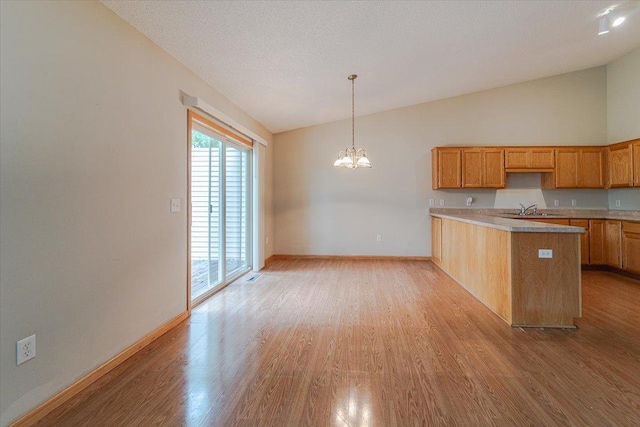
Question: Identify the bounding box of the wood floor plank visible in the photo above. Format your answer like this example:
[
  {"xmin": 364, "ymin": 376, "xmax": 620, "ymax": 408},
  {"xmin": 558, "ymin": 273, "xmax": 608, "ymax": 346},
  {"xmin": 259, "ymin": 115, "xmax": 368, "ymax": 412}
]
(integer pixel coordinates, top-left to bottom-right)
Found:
[{"xmin": 34, "ymin": 260, "xmax": 640, "ymax": 426}]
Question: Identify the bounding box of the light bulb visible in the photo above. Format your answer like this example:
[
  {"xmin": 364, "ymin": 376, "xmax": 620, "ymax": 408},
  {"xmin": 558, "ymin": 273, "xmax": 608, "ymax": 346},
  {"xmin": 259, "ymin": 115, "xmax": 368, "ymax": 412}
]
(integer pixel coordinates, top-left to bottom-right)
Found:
[{"xmin": 612, "ymin": 16, "xmax": 625, "ymax": 27}]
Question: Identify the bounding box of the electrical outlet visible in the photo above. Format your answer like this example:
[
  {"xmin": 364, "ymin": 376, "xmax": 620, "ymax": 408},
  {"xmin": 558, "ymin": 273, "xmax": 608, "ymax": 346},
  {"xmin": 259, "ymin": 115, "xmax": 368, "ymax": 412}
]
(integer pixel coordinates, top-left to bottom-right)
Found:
[
  {"xmin": 538, "ymin": 249, "xmax": 553, "ymax": 259},
  {"xmin": 554, "ymin": 199, "xmax": 559, "ymax": 207},
  {"xmin": 571, "ymin": 199, "xmax": 577, "ymax": 207},
  {"xmin": 266, "ymin": 236, "xmax": 269, "ymax": 244},
  {"xmin": 439, "ymin": 199, "xmax": 445, "ymax": 206},
  {"xmin": 17, "ymin": 334, "xmax": 36, "ymax": 365},
  {"xmin": 376, "ymin": 234, "xmax": 382, "ymax": 242},
  {"xmin": 429, "ymin": 198, "xmax": 435, "ymax": 206},
  {"xmin": 615, "ymin": 200, "xmax": 621, "ymax": 208},
  {"xmin": 170, "ymin": 198, "xmax": 181, "ymax": 213}
]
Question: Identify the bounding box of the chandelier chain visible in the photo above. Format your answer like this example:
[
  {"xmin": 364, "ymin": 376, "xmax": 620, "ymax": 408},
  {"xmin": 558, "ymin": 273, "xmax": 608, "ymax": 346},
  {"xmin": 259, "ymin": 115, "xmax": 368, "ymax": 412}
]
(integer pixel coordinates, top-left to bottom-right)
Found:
[{"xmin": 351, "ymin": 76, "xmax": 355, "ymax": 150}]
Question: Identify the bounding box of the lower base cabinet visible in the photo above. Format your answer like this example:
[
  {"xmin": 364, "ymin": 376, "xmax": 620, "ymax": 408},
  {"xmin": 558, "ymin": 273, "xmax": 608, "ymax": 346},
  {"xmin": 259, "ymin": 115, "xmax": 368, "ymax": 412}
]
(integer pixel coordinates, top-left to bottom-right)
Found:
[
  {"xmin": 589, "ymin": 220, "xmax": 606, "ymax": 265},
  {"xmin": 432, "ymin": 217, "xmax": 442, "ymax": 265},
  {"xmin": 570, "ymin": 220, "xmax": 589, "ymax": 265},
  {"xmin": 605, "ymin": 220, "xmax": 622, "ymax": 268},
  {"xmin": 523, "ymin": 217, "xmax": 636, "ymax": 272}
]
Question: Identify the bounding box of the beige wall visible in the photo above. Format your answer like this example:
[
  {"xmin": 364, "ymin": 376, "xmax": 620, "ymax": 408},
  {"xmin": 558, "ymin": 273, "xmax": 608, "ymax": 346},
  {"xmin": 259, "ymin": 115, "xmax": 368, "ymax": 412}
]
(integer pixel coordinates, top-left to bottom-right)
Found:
[
  {"xmin": 607, "ymin": 48, "xmax": 640, "ymax": 144},
  {"xmin": 0, "ymin": 1, "xmax": 272, "ymax": 425},
  {"xmin": 607, "ymin": 48, "xmax": 640, "ymax": 211},
  {"xmin": 274, "ymin": 67, "xmax": 608, "ymax": 256}
]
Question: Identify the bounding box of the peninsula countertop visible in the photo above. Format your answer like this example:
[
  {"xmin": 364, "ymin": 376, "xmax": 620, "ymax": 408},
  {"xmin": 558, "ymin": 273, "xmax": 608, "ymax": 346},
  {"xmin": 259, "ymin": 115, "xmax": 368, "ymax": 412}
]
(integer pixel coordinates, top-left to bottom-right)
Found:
[
  {"xmin": 430, "ymin": 207, "xmax": 640, "ymax": 222},
  {"xmin": 429, "ymin": 213, "xmax": 584, "ymax": 233}
]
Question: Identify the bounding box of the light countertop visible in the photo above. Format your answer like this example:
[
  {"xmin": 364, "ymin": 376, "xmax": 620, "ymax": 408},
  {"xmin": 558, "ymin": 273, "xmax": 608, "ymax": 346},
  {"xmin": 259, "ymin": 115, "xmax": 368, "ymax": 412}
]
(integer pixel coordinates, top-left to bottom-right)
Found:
[
  {"xmin": 430, "ymin": 213, "xmax": 584, "ymax": 233},
  {"xmin": 430, "ymin": 208, "xmax": 640, "ymax": 222}
]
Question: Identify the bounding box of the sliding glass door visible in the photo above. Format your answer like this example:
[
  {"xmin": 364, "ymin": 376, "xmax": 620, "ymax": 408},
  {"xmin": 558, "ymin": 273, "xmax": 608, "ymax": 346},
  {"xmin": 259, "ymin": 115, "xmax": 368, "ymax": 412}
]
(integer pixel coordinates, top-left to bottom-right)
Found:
[
  {"xmin": 225, "ymin": 145, "xmax": 249, "ymax": 278},
  {"xmin": 190, "ymin": 114, "xmax": 251, "ymax": 303}
]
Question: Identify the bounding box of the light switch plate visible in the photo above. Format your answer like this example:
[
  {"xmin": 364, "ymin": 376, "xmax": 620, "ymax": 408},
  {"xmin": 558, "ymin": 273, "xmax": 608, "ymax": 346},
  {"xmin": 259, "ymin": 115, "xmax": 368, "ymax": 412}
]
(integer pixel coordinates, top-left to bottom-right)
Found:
[
  {"xmin": 538, "ymin": 249, "xmax": 553, "ymax": 259},
  {"xmin": 170, "ymin": 198, "xmax": 181, "ymax": 213}
]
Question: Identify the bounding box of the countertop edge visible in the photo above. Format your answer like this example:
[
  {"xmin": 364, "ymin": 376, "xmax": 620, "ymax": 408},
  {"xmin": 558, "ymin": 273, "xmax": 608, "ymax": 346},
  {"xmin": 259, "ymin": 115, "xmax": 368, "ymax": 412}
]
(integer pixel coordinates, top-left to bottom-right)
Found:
[{"xmin": 431, "ymin": 213, "xmax": 585, "ymax": 233}]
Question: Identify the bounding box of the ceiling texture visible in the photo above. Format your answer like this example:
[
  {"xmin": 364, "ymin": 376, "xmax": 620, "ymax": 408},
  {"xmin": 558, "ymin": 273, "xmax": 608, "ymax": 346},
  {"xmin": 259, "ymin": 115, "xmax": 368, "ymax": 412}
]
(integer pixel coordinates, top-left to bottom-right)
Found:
[{"xmin": 102, "ymin": 1, "xmax": 640, "ymax": 134}]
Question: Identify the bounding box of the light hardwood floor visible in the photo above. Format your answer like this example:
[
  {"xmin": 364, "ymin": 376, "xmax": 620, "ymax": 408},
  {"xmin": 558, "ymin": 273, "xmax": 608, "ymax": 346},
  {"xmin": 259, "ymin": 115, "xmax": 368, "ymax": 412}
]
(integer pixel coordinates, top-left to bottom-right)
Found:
[{"xmin": 36, "ymin": 259, "xmax": 640, "ymax": 426}]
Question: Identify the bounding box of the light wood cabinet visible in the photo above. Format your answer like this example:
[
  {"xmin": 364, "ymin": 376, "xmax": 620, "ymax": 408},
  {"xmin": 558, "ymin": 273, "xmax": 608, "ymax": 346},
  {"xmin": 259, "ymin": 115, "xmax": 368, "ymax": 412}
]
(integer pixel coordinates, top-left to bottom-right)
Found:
[
  {"xmin": 431, "ymin": 216, "xmax": 442, "ymax": 265},
  {"xmin": 607, "ymin": 142, "xmax": 633, "ymax": 187},
  {"xmin": 543, "ymin": 147, "xmax": 604, "ymax": 189},
  {"xmin": 461, "ymin": 148, "xmax": 505, "ymax": 188},
  {"xmin": 605, "ymin": 220, "xmax": 622, "ymax": 268},
  {"xmin": 553, "ymin": 149, "xmax": 579, "ymax": 188},
  {"xmin": 622, "ymin": 221, "xmax": 640, "ymax": 274},
  {"xmin": 505, "ymin": 147, "xmax": 554, "ymax": 171},
  {"xmin": 432, "ymin": 148, "xmax": 462, "ymax": 189},
  {"xmin": 634, "ymin": 140, "xmax": 640, "ymax": 187},
  {"xmin": 570, "ymin": 220, "xmax": 589, "ymax": 265},
  {"xmin": 588, "ymin": 220, "xmax": 606, "ymax": 265},
  {"xmin": 432, "ymin": 140, "xmax": 640, "ymax": 190}
]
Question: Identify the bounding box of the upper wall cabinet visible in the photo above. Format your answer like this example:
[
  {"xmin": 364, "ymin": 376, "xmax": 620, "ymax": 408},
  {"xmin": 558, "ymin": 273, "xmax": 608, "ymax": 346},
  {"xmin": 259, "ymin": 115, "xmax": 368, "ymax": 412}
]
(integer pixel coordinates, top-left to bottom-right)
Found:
[
  {"xmin": 542, "ymin": 147, "xmax": 604, "ymax": 189},
  {"xmin": 634, "ymin": 140, "xmax": 640, "ymax": 187},
  {"xmin": 461, "ymin": 148, "xmax": 505, "ymax": 188},
  {"xmin": 432, "ymin": 148, "xmax": 462, "ymax": 189},
  {"xmin": 432, "ymin": 140, "xmax": 638, "ymax": 190},
  {"xmin": 504, "ymin": 147, "xmax": 554, "ymax": 171},
  {"xmin": 607, "ymin": 141, "xmax": 634, "ymax": 187}
]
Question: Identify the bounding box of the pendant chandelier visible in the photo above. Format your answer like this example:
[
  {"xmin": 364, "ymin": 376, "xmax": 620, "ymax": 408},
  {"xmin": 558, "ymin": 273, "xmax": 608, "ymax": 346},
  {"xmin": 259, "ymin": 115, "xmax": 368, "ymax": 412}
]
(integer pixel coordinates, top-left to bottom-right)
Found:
[{"xmin": 333, "ymin": 74, "xmax": 371, "ymax": 169}]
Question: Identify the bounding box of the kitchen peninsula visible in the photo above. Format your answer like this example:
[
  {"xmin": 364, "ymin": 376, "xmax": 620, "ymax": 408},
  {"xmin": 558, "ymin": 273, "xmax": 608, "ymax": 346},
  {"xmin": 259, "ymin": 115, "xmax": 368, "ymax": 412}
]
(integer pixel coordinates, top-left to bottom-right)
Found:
[{"xmin": 431, "ymin": 212, "xmax": 583, "ymax": 328}]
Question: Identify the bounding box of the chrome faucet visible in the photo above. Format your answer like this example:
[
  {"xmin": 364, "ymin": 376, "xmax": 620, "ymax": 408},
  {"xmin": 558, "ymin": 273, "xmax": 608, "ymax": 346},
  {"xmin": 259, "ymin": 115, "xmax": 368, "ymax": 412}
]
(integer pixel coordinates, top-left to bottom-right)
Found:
[{"xmin": 518, "ymin": 203, "xmax": 537, "ymax": 216}]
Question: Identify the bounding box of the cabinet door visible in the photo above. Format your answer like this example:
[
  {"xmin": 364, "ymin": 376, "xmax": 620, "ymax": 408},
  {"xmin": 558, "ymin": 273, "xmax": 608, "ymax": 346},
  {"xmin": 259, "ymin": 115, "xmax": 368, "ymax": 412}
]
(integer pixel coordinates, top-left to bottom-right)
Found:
[
  {"xmin": 461, "ymin": 149, "xmax": 483, "ymax": 188},
  {"xmin": 431, "ymin": 217, "xmax": 442, "ymax": 265},
  {"xmin": 607, "ymin": 144, "xmax": 633, "ymax": 187},
  {"xmin": 505, "ymin": 149, "xmax": 528, "ymax": 169},
  {"xmin": 529, "ymin": 148, "xmax": 555, "ymax": 169},
  {"xmin": 555, "ymin": 149, "xmax": 579, "ymax": 188},
  {"xmin": 579, "ymin": 148, "xmax": 604, "ymax": 188},
  {"xmin": 436, "ymin": 149, "xmax": 462, "ymax": 189},
  {"xmin": 634, "ymin": 140, "xmax": 640, "ymax": 187},
  {"xmin": 484, "ymin": 149, "xmax": 505, "ymax": 188},
  {"xmin": 589, "ymin": 220, "xmax": 606, "ymax": 265},
  {"xmin": 605, "ymin": 220, "xmax": 622, "ymax": 268},
  {"xmin": 570, "ymin": 220, "xmax": 589, "ymax": 265},
  {"xmin": 622, "ymin": 222, "xmax": 640, "ymax": 274}
]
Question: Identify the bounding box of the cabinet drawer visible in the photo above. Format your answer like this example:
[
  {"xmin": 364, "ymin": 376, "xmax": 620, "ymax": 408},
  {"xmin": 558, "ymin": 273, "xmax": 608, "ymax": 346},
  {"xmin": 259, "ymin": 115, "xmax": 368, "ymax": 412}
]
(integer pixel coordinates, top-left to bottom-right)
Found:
[{"xmin": 622, "ymin": 221, "xmax": 640, "ymax": 234}]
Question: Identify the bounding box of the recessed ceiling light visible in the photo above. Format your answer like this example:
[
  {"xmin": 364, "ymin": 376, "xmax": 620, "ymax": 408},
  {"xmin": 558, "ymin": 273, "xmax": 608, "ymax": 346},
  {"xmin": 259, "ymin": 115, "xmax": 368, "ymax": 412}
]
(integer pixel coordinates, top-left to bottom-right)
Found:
[{"xmin": 612, "ymin": 16, "xmax": 626, "ymax": 27}]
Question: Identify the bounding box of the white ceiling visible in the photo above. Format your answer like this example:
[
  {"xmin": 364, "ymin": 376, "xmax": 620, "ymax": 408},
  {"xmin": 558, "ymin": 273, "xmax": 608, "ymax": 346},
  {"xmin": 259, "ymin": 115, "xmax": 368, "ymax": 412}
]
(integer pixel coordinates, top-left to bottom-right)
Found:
[{"xmin": 102, "ymin": 1, "xmax": 640, "ymax": 134}]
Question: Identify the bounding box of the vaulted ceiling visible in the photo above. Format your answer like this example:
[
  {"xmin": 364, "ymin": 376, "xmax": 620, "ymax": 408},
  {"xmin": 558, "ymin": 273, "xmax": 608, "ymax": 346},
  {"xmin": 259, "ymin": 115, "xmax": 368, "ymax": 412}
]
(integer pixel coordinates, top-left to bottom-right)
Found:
[{"xmin": 102, "ymin": 1, "xmax": 640, "ymax": 133}]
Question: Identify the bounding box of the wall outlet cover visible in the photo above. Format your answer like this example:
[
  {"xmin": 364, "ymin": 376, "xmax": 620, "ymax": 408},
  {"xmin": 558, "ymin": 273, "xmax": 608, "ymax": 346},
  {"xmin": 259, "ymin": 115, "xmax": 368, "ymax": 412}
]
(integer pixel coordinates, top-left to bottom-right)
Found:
[
  {"xmin": 17, "ymin": 334, "xmax": 36, "ymax": 365},
  {"xmin": 538, "ymin": 249, "xmax": 553, "ymax": 259}
]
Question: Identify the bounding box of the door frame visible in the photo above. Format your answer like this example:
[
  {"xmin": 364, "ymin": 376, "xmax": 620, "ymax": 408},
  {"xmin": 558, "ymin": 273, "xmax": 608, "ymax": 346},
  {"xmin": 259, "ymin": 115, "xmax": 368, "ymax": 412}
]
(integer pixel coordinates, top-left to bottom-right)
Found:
[{"xmin": 187, "ymin": 110, "xmax": 254, "ymax": 312}]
